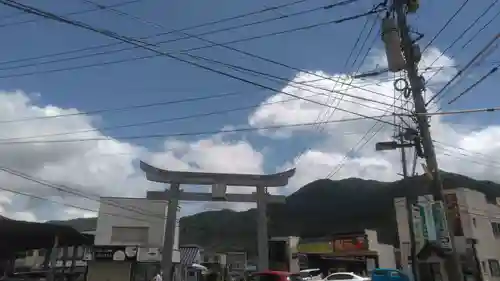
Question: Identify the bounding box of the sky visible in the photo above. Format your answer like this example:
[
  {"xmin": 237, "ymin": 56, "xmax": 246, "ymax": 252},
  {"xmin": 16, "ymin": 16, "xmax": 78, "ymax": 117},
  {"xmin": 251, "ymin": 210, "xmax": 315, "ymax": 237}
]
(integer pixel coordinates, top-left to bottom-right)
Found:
[{"xmin": 0, "ymin": 0, "xmax": 499, "ymax": 222}]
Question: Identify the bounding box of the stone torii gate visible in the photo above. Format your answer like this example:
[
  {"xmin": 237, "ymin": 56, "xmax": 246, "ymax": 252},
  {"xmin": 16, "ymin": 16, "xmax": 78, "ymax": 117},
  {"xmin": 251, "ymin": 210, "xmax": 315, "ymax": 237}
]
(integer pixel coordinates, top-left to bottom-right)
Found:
[{"xmin": 139, "ymin": 161, "xmax": 295, "ymax": 281}]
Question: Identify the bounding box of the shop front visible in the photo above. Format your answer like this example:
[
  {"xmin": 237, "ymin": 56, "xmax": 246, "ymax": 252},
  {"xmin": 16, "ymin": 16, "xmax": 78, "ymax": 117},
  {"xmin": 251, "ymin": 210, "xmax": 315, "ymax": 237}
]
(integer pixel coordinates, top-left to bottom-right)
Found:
[
  {"xmin": 297, "ymin": 232, "xmax": 379, "ymax": 276},
  {"xmin": 85, "ymin": 245, "xmax": 137, "ymax": 281}
]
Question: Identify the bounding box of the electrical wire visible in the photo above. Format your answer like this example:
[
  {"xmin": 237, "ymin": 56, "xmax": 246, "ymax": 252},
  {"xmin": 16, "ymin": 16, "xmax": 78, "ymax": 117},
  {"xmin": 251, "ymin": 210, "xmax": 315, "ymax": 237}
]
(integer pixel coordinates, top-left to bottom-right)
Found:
[
  {"xmin": 421, "ymin": 0, "xmax": 471, "ymax": 54},
  {"xmin": 317, "ymin": 16, "xmax": 384, "ymax": 179},
  {"xmin": 423, "ymin": 0, "xmax": 500, "ymax": 86},
  {"xmin": 0, "ymin": 1, "xmax": 345, "ymax": 71},
  {"xmin": 0, "ymin": 9, "xmax": 384, "ymax": 86},
  {"xmin": 461, "ymin": 8, "xmax": 500, "ymax": 50},
  {"xmin": 0, "ymin": 90, "xmax": 249, "ymax": 124},
  {"xmin": 0, "ymin": 91, "xmax": 334, "ymax": 142},
  {"xmin": 0, "ymin": 113, "xmax": 397, "ymax": 145},
  {"xmin": 0, "ymin": 185, "xmax": 168, "ymax": 224},
  {"xmin": 0, "ymin": 0, "xmax": 391, "ymax": 131},
  {"xmin": 77, "ymin": 0, "xmax": 404, "ymax": 114},
  {"xmin": 425, "ymin": 34, "xmax": 500, "ymax": 107},
  {"xmin": 190, "ymin": 54, "xmax": 409, "ymax": 112},
  {"xmin": 446, "ymin": 66, "xmax": 499, "ymax": 105},
  {"xmin": 0, "ymin": 0, "xmax": 142, "ymax": 28},
  {"xmin": 0, "ymin": 0, "xmax": 394, "ymax": 112},
  {"xmin": 0, "ymin": 166, "xmax": 171, "ymax": 220}
]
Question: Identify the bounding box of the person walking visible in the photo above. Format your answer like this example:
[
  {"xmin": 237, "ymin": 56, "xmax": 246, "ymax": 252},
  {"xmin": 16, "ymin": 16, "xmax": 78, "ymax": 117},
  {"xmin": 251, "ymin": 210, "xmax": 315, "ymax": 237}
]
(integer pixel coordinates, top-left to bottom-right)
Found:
[{"xmin": 153, "ymin": 269, "xmax": 163, "ymax": 281}]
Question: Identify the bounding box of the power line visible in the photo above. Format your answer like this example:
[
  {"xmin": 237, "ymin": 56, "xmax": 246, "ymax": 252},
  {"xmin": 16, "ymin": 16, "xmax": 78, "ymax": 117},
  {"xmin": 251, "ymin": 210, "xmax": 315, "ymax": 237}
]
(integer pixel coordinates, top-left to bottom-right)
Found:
[
  {"xmin": 447, "ymin": 65, "xmax": 499, "ymax": 105},
  {"xmin": 423, "ymin": 0, "xmax": 499, "ymax": 86},
  {"xmin": 77, "ymin": 0, "xmax": 398, "ymax": 112},
  {"xmin": 0, "ymin": 0, "xmax": 391, "ymax": 109},
  {"xmin": 425, "ymin": 34, "xmax": 499, "ymax": 107},
  {"xmin": 0, "ymin": 9, "xmax": 382, "ymax": 82},
  {"xmin": 0, "ymin": 90, "xmax": 327, "ymax": 141},
  {"xmin": 0, "ymin": 113, "xmax": 397, "ymax": 145},
  {"xmin": 421, "ymin": 0, "xmax": 471, "ymax": 54},
  {"xmin": 0, "ymin": 166, "xmax": 170, "ymax": 220},
  {"xmin": 0, "ymin": 0, "xmax": 389, "ymax": 130},
  {"xmin": 460, "ymin": 7, "xmax": 500, "ymax": 50},
  {"xmin": 0, "ymin": 0, "xmax": 143, "ymax": 28},
  {"xmin": 0, "ymin": 185, "xmax": 170, "ymax": 224},
  {"xmin": 0, "ymin": 1, "xmax": 338, "ymax": 71},
  {"xmin": 77, "ymin": 0, "xmax": 404, "ymax": 116},
  {"xmin": 0, "ymin": 90, "xmax": 248, "ymax": 124},
  {"xmin": 191, "ymin": 54, "xmax": 410, "ymax": 112}
]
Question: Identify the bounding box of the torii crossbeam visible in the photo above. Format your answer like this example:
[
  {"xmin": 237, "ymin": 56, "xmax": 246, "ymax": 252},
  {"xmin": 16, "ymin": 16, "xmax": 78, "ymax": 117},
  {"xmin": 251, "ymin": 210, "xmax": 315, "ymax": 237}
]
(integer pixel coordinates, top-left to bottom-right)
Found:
[{"xmin": 139, "ymin": 161, "xmax": 295, "ymax": 280}]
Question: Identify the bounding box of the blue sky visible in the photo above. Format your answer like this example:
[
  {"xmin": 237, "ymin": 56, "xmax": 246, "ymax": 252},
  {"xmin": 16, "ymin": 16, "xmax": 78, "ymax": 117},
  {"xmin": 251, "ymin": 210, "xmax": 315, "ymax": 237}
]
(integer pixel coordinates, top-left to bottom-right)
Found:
[{"xmin": 0, "ymin": 0, "xmax": 499, "ymax": 220}]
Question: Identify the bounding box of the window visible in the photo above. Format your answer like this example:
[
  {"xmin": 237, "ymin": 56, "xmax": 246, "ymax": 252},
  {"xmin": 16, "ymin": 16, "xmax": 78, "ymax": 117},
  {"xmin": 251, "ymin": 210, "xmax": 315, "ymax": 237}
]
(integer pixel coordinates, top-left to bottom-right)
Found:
[
  {"xmin": 38, "ymin": 249, "xmax": 47, "ymax": 257},
  {"xmin": 489, "ymin": 259, "xmax": 500, "ymax": 277},
  {"xmin": 326, "ymin": 274, "xmax": 355, "ymax": 280},
  {"xmin": 76, "ymin": 246, "xmax": 84, "ymax": 258},
  {"xmin": 25, "ymin": 250, "xmax": 34, "ymax": 257},
  {"xmin": 66, "ymin": 246, "xmax": 74, "ymax": 257},
  {"xmin": 111, "ymin": 226, "xmax": 149, "ymax": 244},
  {"xmin": 492, "ymin": 222, "xmax": 500, "ymax": 237}
]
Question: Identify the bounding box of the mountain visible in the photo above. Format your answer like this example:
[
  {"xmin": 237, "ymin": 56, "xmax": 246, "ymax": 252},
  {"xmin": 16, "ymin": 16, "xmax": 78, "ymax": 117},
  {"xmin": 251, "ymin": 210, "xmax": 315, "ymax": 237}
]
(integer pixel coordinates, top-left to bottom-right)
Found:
[{"xmin": 51, "ymin": 172, "xmax": 500, "ymax": 256}]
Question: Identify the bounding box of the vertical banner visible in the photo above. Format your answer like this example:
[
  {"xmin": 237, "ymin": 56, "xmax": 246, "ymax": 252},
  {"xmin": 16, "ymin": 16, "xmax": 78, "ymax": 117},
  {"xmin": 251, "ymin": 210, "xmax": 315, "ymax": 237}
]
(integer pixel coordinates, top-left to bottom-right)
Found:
[
  {"xmin": 432, "ymin": 201, "xmax": 453, "ymax": 251},
  {"xmin": 411, "ymin": 204, "xmax": 425, "ymax": 252},
  {"xmin": 419, "ymin": 202, "xmax": 437, "ymax": 242}
]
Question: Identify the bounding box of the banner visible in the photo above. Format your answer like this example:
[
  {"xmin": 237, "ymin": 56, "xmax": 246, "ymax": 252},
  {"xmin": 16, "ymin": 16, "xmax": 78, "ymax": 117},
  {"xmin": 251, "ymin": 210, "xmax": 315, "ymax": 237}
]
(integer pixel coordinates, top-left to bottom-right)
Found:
[
  {"xmin": 411, "ymin": 204, "xmax": 425, "ymax": 252},
  {"xmin": 419, "ymin": 202, "xmax": 437, "ymax": 242},
  {"xmin": 432, "ymin": 201, "xmax": 452, "ymax": 250}
]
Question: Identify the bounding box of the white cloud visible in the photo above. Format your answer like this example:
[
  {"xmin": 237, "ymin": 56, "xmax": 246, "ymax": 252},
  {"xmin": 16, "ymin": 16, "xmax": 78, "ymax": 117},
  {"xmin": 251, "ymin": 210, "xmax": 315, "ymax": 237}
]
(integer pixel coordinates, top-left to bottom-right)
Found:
[
  {"xmin": 0, "ymin": 91, "xmax": 264, "ymax": 221},
  {"xmin": 1, "ymin": 46, "xmax": 499, "ymax": 223},
  {"xmin": 250, "ymin": 47, "xmax": 500, "ymax": 193}
]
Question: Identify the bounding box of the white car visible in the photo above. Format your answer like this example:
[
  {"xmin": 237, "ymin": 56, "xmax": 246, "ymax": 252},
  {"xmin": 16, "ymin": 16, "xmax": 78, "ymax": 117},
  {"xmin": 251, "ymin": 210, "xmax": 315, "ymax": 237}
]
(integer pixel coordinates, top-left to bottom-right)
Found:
[
  {"xmin": 323, "ymin": 272, "xmax": 370, "ymax": 281},
  {"xmin": 300, "ymin": 269, "xmax": 323, "ymax": 281}
]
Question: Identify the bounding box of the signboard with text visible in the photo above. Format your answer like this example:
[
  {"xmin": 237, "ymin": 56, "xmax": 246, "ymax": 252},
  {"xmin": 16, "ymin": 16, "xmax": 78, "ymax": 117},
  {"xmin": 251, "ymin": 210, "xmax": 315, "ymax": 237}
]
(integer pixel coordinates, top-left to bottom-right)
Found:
[
  {"xmin": 297, "ymin": 242, "xmax": 333, "ymax": 254},
  {"xmin": 332, "ymin": 236, "xmax": 368, "ymax": 252},
  {"xmin": 432, "ymin": 201, "xmax": 452, "ymax": 250},
  {"xmin": 92, "ymin": 246, "xmax": 137, "ymax": 261},
  {"xmin": 411, "ymin": 204, "xmax": 425, "ymax": 252}
]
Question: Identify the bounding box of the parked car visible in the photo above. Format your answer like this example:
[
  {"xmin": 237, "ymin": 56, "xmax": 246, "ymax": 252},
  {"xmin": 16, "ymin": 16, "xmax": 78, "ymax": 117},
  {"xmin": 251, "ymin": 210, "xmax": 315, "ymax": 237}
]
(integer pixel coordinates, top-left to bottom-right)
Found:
[
  {"xmin": 299, "ymin": 269, "xmax": 323, "ymax": 281},
  {"xmin": 370, "ymin": 269, "xmax": 408, "ymax": 281},
  {"xmin": 250, "ymin": 271, "xmax": 302, "ymax": 281},
  {"xmin": 322, "ymin": 272, "xmax": 370, "ymax": 281}
]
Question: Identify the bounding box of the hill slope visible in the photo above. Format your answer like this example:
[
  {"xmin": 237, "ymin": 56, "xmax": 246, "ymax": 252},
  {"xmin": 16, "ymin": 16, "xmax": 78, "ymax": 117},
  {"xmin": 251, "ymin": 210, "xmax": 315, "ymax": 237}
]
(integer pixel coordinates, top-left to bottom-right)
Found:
[{"xmin": 52, "ymin": 172, "xmax": 500, "ymax": 256}]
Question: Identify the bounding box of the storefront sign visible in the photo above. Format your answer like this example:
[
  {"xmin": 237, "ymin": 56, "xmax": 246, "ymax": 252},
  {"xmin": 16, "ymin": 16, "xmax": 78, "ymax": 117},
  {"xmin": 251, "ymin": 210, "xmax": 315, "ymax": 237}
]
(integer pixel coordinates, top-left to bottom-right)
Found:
[
  {"xmin": 297, "ymin": 242, "xmax": 333, "ymax": 254},
  {"xmin": 432, "ymin": 201, "xmax": 452, "ymax": 250},
  {"xmin": 411, "ymin": 204, "xmax": 425, "ymax": 252},
  {"xmin": 92, "ymin": 246, "xmax": 137, "ymax": 261},
  {"xmin": 332, "ymin": 235, "xmax": 368, "ymax": 252},
  {"xmin": 419, "ymin": 202, "xmax": 437, "ymax": 242}
]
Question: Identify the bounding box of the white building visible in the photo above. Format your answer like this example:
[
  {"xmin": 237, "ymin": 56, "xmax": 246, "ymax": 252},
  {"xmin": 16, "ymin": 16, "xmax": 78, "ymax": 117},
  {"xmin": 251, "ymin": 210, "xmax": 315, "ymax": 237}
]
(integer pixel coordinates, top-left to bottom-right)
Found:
[
  {"xmin": 395, "ymin": 188, "xmax": 500, "ymax": 281},
  {"xmin": 87, "ymin": 197, "xmax": 180, "ymax": 281}
]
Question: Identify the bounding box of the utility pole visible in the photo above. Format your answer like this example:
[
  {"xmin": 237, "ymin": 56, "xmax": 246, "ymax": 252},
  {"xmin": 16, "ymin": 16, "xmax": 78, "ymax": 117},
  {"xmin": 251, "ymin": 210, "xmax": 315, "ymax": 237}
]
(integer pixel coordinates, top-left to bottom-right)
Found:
[
  {"xmin": 393, "ymin": 1, "xmax": 464, "ymax": 281},
  {"xmin": 400, "ymin": 134, "xmax": 420, "ymax": 281}
]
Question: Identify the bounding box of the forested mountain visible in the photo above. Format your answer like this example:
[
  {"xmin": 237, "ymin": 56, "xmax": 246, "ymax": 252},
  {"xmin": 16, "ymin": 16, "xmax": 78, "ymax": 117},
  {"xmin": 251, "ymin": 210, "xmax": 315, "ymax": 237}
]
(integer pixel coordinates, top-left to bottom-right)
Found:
[{"xmin": 52, "ymin": 172, "xmax": 500, "ymax": 256}]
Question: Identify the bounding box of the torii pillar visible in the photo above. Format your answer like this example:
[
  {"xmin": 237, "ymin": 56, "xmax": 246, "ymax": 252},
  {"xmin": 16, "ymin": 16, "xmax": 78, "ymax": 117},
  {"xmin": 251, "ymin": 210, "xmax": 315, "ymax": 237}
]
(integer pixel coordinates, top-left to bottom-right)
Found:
[{"xmin": 140, "ymin": 161, "xmax": 295, "ymax": 280}]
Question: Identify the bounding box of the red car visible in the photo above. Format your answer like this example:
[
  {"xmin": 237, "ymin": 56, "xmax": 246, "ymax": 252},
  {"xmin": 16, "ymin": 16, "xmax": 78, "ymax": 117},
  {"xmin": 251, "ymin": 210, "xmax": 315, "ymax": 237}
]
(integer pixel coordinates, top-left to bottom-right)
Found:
[{"xmin": 250, "ymin": 271, "xmax": 302, "ymax": 281}]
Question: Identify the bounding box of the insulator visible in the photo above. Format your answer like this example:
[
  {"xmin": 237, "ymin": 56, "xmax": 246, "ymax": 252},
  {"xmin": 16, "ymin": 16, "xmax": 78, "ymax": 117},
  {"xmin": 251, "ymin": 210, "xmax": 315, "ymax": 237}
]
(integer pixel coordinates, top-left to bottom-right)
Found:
[{"xmin": 381, "ymin": 18, "xmax": 406, "ymax": 72}]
